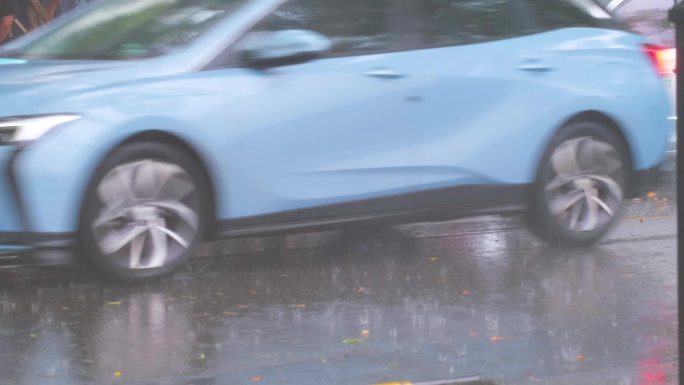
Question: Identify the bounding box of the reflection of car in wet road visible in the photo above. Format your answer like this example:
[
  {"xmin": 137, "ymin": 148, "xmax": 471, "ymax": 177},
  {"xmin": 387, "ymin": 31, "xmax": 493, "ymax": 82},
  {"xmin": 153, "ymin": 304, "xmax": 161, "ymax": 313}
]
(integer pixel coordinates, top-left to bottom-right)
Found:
[
  {"xmin": 0, "ymin": 167, "xmax": 677, "ymax": 385},
  {"xmin": 0, "ymin": 0, "xmax": 672, "ymax": 281}
]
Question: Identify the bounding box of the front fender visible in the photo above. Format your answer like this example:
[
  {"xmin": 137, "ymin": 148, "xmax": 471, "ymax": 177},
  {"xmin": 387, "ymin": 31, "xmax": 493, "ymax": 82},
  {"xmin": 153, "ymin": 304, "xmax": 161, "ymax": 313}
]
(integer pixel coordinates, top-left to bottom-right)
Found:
[{"xmin": 13, "ymin": 114, "xmax": 215, "ymax": 233}]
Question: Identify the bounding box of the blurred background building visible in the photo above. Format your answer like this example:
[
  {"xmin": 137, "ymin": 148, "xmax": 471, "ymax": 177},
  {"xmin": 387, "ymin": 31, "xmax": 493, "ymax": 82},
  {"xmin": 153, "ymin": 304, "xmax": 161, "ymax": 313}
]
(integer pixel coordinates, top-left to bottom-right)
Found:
[{"xmin": 601, "ymin": 0, "xmax": 678, "ymax": 46}]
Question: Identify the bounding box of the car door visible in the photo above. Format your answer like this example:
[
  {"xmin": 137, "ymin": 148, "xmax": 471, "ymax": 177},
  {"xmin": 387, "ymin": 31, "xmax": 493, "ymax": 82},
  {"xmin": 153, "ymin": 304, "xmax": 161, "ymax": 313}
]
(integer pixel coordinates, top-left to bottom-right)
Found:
[
  {"xmin": 388, "ymin": 0, "xmax": 557, "ymax": 199},
  {"xmin": 212, "ymin": 0, "xmax": 432, "ymax": 219}
]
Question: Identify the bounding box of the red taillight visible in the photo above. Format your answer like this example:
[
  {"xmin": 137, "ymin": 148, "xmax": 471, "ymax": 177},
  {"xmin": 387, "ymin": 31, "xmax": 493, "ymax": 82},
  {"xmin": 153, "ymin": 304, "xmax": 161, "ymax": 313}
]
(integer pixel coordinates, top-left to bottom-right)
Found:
[{"xmin": 643, "ymin": 44, "xmax": 676, "ymax": 75}]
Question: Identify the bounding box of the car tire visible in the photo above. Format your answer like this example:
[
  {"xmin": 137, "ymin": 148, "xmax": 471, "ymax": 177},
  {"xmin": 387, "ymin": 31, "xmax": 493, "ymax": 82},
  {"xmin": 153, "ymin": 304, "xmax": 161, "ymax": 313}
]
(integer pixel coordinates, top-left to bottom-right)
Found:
[
  {"xmin": 80, "ymin": 142, "xmax": 209, "ymax": 282},
  {"xmin": 527, "ymin": 121, "xmax": 629, "ymax": 246}
]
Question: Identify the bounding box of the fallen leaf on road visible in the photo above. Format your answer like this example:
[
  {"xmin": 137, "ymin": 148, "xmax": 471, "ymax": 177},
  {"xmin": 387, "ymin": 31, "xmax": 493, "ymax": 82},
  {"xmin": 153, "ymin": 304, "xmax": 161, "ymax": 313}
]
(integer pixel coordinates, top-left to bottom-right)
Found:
[
  {"xmin": 289, "ymin": 304, "xmax": 306, "ymax": 308},
  {"xmin": 342, "ymin": 338, "xmax": 363, "ymax": 345},
  {"xmin": 238, "ymin": 304, "xmax": 250, "ymax": 309},
  {"xmin": 107, "ymin": 301, "xmax": 122, "ymax": 306},
  {"xmin": 223, "ymin": 311, "xmax": 238, "ymax": 316},
  {"xmin": 468, "ymin": 331, "xmax": 478, "ymax": 337},
  {"xmin": 361, "ymin": 329, "xmax": 370, "ymax": 337},
  {"xmin": 251, "ymin": 376, "xmax": 262, "ymax": 383},
  {"xmin": 576, "ymin": 355, "xmax": 585, "ymax": 362},
  {"xmin": 490, "ymin": 336, "xmax": 511, "ymax": 343},
  {"xmin": 462, "ymin": 290, "xmax": 471, "ymax": 296},
  {"xmin": 647, "ymin": 192, "xmax": 656, "ymax": 199},
  {"xmin": 114, "ymin": 371, "xmax": 122, "ymax": 378},
  {"xmin": 430, "ymin": 257, "xmax": 439, "ymax": 261},
  {"xmin": 29, "ymin": 332, "xmax": 39, "ymax": 339}
]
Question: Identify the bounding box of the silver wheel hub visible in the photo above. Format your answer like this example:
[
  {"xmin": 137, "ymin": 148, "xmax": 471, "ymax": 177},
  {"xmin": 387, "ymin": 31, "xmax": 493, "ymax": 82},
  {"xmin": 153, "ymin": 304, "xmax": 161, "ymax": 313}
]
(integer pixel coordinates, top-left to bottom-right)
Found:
[
  {"xmin": 545, "ymin": 136, "xmax": 624, "ymax": 232},
  {"xmin": 92, "ymin": 160, "xmax": 199, "ymax": 270}
]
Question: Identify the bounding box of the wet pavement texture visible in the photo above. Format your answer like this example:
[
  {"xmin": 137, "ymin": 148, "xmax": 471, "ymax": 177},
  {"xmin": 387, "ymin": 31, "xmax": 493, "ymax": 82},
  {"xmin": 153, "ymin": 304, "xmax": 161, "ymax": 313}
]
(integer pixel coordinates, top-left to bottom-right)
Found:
[{"xmin": 0, "ymin": 173, "xmax": 677, "ymax": 385}]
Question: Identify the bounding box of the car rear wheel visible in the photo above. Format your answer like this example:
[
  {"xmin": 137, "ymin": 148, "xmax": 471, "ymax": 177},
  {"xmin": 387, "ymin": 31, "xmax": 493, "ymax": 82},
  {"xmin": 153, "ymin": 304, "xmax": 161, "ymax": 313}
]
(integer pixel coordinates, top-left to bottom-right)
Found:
[
  {"xmin": 528, "ymin": 122, "xmax": 628, "ymax": 245},
  {"xmin": 80, "ymin": 142, "xmax": 209, "ymax": 282}
]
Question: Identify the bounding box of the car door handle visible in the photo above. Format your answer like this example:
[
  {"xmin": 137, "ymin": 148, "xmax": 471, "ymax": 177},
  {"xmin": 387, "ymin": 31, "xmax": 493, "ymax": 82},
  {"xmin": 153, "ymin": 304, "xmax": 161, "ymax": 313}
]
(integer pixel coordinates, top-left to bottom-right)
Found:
[
  {"xmin": 364, "ymin": 68, "xmax": 405, "ymax": 80},
  {"xmin": 517, "ymin": 60, "xmax": 553, "ymax": 74}
]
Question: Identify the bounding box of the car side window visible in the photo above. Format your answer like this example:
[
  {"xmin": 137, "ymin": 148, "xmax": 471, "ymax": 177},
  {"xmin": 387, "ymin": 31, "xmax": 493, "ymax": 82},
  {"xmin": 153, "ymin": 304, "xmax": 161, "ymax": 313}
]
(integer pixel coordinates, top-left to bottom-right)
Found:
[
  {"xmin": 407, "ymin": 0, "xmax": 525, "ymax": 48},
  {"xmin": 248, "ymin": 0, "xmax": 394, "ymax": 58},
  {"xmin": 524, "ymin": 0, "xmax": 612, "ymax": 30}
]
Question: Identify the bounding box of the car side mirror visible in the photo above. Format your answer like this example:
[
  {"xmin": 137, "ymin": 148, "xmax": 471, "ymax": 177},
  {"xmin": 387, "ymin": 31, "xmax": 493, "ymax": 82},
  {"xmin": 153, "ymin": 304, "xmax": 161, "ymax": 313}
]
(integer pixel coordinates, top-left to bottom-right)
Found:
[{"xmin": 238, "ymin": 29, "xmax": 332, "ymax": 68}]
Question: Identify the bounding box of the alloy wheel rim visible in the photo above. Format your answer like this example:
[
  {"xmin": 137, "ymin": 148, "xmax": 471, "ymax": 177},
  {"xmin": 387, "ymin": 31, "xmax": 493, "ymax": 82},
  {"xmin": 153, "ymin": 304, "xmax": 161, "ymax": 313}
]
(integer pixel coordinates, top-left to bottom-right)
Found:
[
  {"xmin": 544, "ymin": 136, "xmax": 624, "ymax": 232},
  {"xmin": 92, "ymin": 159, "xmax": 199, "ymax": 270}
]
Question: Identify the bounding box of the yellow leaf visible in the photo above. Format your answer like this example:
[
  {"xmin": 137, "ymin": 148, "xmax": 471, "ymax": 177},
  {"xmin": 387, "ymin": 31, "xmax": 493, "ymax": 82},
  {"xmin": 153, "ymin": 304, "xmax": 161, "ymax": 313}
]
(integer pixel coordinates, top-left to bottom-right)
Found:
[
  {"xmin": 373, "ymin": 382, "xmax": 412, "ymax": 385},
  {"xmin": 490, "ymin": 336, "xmax": 511, "ymax": 343}
]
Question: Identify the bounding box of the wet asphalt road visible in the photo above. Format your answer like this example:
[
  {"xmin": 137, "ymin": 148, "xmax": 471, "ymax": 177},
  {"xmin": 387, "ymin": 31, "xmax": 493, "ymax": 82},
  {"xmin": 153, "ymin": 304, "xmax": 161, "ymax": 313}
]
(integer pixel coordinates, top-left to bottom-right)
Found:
[{"xmin": 0, "ymin": 171, "xmax": 677, "ymax": 385}]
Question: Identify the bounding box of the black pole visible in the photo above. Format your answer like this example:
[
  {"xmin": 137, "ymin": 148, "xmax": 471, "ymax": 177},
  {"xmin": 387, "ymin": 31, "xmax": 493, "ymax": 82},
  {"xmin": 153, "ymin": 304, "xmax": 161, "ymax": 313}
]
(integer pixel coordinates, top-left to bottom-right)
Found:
[{"xmin": 668, "ymin": 5, "xmax": 684, "ymax": 385}]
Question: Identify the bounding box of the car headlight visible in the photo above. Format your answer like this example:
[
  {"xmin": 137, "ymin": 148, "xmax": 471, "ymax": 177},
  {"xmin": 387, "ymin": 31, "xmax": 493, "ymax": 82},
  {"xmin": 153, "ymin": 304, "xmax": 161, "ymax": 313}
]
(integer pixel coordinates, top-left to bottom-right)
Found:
[{"xmin": 0, "ymin": 114, "xmax": 81, "ymax": 144}]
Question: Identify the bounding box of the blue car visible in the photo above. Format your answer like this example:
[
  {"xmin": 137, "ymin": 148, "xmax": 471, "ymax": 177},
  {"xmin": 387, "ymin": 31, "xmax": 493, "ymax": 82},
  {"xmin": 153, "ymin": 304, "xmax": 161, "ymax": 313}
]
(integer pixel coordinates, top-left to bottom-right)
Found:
[{"xmin": 0, "ymin": 0, "xmax": 671, "ymax": 281}]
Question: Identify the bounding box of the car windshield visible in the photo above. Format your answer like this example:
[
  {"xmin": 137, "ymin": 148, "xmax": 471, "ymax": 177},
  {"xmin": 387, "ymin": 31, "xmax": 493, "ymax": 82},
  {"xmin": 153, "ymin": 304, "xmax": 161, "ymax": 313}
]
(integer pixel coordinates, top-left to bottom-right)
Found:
[{"xmin": 1, "ymin": 0, "xmax": 247, "ymax": 60}]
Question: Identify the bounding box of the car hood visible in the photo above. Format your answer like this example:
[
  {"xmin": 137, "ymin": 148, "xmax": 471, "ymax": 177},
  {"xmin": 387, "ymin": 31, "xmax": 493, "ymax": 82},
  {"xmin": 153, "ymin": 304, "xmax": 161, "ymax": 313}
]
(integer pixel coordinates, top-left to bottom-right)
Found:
[{"xmin": 0, "ymin": 58, "xmax": 153, "ymax": 116}]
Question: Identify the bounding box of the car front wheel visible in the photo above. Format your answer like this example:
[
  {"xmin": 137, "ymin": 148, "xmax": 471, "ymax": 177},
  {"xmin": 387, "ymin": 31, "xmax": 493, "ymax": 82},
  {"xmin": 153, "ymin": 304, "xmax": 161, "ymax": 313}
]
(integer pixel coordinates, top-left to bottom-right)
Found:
[{"xmin": 80, "ymin": 142, "xmax": 209, "ymax": 282}]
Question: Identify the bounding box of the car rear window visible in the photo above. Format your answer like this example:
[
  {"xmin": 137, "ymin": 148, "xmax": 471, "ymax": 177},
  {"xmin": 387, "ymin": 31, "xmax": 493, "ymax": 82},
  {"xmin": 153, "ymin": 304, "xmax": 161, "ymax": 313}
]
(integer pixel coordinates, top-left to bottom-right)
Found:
[{"xmin": 525, "ymin": 0, "xmax": 623, "ymax": 30}]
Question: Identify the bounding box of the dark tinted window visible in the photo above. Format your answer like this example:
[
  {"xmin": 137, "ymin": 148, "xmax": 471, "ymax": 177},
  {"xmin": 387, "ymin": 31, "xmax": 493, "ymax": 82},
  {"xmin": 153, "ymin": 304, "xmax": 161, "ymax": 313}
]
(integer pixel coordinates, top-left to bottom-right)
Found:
[
  {"xmin": 249, "ymin": 0, "xmax": 393, "ymax": 57},
  {"xmin": 408, "ymin": 0, "xmax": 524, "ymax": 48},
  {"xmin": 525, "ymin": 0, "xmax": 613, "ymax": 29}
]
